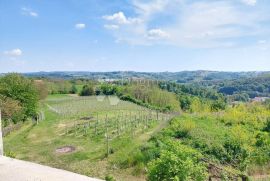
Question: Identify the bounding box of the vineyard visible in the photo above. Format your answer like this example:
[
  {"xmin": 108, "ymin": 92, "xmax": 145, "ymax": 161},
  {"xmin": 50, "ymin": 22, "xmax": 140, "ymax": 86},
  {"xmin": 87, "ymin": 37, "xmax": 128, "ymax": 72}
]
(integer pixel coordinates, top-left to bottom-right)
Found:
[
  {"xmin": 45, "ymin": 95, "xmax": 173, "ymax": 156},
  {"xmin": 4, "ymin": 94, "xmax": 174, "ymax": 180}
]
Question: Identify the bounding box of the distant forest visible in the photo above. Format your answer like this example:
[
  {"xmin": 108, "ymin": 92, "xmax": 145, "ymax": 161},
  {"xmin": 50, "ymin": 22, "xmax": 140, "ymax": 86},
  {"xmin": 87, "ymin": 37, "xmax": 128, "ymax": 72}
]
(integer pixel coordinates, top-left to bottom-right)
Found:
[{"xmin": 20, "ymin": 71, "xmax": 270, "ymax": 101}]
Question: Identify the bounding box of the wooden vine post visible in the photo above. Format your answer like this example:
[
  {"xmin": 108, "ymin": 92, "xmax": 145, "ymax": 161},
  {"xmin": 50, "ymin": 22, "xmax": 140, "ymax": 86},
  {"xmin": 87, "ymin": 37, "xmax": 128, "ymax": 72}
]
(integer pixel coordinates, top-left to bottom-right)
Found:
[
  {"xmin": 105, "ymin": 114, "xmax": 109, "ymax": 157},
  {"xmin": 95, "ymin": 113, "xmax": 99, "ymax": 135},
  {"xmin": 117, "ymin": 114, "xmax": 120, "ymax": 136}
]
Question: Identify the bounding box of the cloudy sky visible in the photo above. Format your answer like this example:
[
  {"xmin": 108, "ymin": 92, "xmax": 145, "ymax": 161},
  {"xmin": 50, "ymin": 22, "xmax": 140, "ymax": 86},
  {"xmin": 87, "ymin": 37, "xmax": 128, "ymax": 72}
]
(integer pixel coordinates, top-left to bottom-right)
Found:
[{"xmin": 0, "ymin": 0, "xmax": 269, "ymax": 72}]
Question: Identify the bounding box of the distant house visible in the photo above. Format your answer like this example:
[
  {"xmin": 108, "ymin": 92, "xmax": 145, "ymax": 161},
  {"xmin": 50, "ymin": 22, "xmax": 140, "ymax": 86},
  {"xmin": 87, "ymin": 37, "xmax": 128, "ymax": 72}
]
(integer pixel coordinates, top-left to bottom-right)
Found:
[
  {"xmin": 251, "ymin": 97, "xmax": 269, "ymax": 102},
  {"xmin": 98, "ymin": 78, "xmax": 118, "ymax": 83}
]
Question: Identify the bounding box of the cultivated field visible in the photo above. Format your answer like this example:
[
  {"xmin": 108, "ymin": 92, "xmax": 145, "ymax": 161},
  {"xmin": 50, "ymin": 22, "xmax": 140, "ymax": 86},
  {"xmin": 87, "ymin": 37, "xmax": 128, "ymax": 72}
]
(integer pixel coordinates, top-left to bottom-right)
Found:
[{"xmin": 4, "ymin": 94, "xmax": 172, "ymax": 180}]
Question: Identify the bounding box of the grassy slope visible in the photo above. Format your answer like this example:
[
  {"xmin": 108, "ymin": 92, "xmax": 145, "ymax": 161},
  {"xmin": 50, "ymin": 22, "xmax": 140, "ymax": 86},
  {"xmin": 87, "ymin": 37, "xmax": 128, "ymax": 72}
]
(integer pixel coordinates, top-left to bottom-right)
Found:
[
  {"xmin": 4, "ymin": 94, "xmax": 169, "ymax": 180},
  {"xmin": 152, "ymin": 112, "xmax": 270, "ymax": 180}
]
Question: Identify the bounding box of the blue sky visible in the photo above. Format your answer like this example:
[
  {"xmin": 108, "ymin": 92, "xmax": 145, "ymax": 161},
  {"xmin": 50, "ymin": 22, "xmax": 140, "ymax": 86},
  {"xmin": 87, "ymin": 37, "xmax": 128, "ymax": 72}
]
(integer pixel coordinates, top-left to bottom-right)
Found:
[{"xmin": 0, "ymin": 0, "xmax": 269, "ymax": 73}]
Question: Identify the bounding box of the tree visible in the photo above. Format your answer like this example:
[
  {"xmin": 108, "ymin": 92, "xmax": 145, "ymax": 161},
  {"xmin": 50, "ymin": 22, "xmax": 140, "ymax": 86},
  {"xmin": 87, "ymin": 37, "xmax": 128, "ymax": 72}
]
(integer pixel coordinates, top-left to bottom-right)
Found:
[
  {"xmin": 34, "ymin": 80, "xmax": 48, "ymax": 100},
  {"xmin": 0, "ymin": 73, "xmax": 38, "ymax": 119},
  {"xmin": 211, "ymin": 99, "xmax": 226, "ymax": 111},
  {"xmin": 70, "ymin": 84, "xmax": 78, "ymax": 94},
  {"xmin": 179, "ymin": 95, "xmax": 192, "ymax": 111},
  {"xmin": 80, "ymin": 84, "xmax": 95, "ymax": 96}
]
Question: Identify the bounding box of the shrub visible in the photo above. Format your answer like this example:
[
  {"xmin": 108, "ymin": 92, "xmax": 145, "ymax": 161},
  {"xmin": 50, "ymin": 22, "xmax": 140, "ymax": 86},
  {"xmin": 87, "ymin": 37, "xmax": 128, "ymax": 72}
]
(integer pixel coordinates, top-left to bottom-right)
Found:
[
  {"xmin": 5, "ymin": 150, "xmax": 16, "ymax": 158},
  {"xmin": 252, "ymin": 132, "xmax": 270, "ymax": 165},
  {"xmin": 262, "ymin": 118, "xmax": 270, "ymax": 133},
  {"xmin": 147, "ymin": 141, "xmax": 208, "ymax": 181},
  {"xmin": 223, "ymin": 138, "xmax": 249, "ymax": 171},
  {"xmin": 80, "ymin": 85, "xmax": 95, "ymax": 96},
  {"xmin": 170, "ymin": 118, "xmax": 195, "ymax": 138},
  {"xmin": 105, "ymin": 175, "xmax": 116, "ymax": 181},
  {"xmin": 70, "ymin": 84, "xmax": 77, "ymax": 94}
]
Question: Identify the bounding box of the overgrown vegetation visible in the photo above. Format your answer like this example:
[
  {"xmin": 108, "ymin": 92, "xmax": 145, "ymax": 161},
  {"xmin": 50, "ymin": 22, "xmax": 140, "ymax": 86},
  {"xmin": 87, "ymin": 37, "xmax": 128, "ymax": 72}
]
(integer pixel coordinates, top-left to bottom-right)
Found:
[
  {"xmin": 0, "ymin": 73, "xmax": 38, "ymax": 124},
  {"xmin": 124, "ymin": 102, "xmax": 270, "ymax": 180}
]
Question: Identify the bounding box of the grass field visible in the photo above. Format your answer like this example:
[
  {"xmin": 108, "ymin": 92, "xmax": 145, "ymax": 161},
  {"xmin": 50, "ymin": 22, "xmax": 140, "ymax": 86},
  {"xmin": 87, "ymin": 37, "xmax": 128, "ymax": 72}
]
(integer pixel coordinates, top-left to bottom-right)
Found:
[{"xmin": 4, "ymin": 94, "xmax": 171, "ymax": 180}]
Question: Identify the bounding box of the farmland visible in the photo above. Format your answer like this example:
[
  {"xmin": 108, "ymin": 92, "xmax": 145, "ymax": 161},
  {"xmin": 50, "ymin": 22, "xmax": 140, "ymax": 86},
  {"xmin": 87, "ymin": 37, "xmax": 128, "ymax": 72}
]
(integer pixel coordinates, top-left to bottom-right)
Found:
[{"xmin": 4, "ymin": 94, "xmax": 171, "ymax": 180}]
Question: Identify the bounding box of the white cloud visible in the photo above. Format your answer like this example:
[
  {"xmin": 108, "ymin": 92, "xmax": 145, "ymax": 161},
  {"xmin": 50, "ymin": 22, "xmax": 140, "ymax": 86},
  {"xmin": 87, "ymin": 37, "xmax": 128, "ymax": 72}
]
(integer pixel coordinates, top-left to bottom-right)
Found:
[
  {"xmin": 3, "ymin": 49, "xmax": 22, "ymax": 57},
  {"xmin": 104, "ymin": 24, "xmax": 119, "ymax": 30},
  {"xmin": 102, "ymin": 11, "xmax": 142, "ymax": 25},
  {"xmin": 75, "ymin": 23, "xmax": 86, "ymax": 29},
  {"xmin": 147, "ymin": 29, "xmax": 170, "ymax": 40},
  {"xmin": 241, "ymin": 0, "xmax": 257, "ymax": 6},
  {"xmin": 21, "ymin": 7, "xmax": 38, "ymax": 17},
  {"xmin": 133, "ymin": 0, "xmax": 173, "ymax": 18},
  {"xmin": 102, "ymin": 0, "xmax": 268, "ymax": 47}
]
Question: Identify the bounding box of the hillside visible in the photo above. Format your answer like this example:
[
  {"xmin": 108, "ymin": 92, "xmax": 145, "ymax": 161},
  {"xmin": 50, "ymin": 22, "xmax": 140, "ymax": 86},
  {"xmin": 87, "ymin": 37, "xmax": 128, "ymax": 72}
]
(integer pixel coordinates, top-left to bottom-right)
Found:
[{"xmin": 23, "ymin": 71, "xmax": 270, "ymax": 82}]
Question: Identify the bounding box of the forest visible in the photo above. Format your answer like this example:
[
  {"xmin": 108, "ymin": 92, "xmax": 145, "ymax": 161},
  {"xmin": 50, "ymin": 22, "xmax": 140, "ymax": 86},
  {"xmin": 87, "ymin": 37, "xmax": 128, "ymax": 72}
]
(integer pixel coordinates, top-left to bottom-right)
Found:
[{"xmin": 0, "ymin": 72, "xmax": 270, "ymax": 181}]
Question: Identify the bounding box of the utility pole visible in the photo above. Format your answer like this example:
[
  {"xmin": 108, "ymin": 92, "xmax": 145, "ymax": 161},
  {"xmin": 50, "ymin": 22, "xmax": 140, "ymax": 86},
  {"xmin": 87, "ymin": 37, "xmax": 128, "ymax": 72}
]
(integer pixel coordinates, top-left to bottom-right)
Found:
[{"xmin": 0, "ymin": 109, "xmax": 3, "ymax": 156}]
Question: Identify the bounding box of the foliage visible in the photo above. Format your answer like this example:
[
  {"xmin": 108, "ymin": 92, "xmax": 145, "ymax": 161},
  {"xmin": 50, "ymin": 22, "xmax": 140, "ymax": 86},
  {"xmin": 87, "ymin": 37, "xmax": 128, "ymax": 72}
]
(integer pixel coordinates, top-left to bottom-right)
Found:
[
  {"xmin": 80, "ymin": 84, "xmax": 95, "ymax": 96},
  {"xmin": 47, "ymin": 80, "xmax": 73, "ymax": 94},
  {"xmin": 70, "ymin": 84, "xmax": 78, "ymax": 94},
  {"xmin": 223, "ymin": 136, "xmax": 249, "ymax": 171},
  {"xmin": 142, "ymin": 101, "xmax": 270, "ymax": 179},
  {"xmin": 179, "ymin": 95, "xmax": 192, "ymax": 111},
  {"xmin": 216, "ymin": 77, "xmax": 270, "ymax": 99},
  {"xmin": 252, "ymin": 132, "xmax": 270, "ymax": 165},
  {"xmin": 105, "ymin": 175, "xmax": 116, "ymax": 181},
  {"xmin": 122, "ymin": 84, "xmax": 180, "ymax": 112},
  {"xmin": 4, "ymin": 150, "xmax": 16, "ymax": 158},
  {"xmin": 147, "ymin": 141, "xmax": 208, "ymax": 181},
  {"xmin": 168, "ymin": 118, "xmax": 195, "ymax": 138},
  {"xmin": 99, "ymin": 84, "xmax": 119, "ymax": 95},
  {"xmin": 34, "ymin": 80, "xmax": 48, "ymax": 100},
  {"xmin": 262, "ymin": 118, "xmax": 270, "ymax": 132},
  {"xmin": 0, "ymin": 95, "xmax": 23, "ymax": 124},
  {"xmin": 0, "ymin": 73, "xmax": 38, "ymax": 120}
]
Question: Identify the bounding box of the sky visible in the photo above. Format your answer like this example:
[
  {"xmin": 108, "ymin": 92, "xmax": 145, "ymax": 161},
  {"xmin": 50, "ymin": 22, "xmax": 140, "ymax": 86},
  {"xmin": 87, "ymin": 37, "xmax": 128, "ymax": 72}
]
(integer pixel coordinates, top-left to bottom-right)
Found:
[{"xmin": 0, "ymin": 0, "xmax": 270, "ymax": 73}]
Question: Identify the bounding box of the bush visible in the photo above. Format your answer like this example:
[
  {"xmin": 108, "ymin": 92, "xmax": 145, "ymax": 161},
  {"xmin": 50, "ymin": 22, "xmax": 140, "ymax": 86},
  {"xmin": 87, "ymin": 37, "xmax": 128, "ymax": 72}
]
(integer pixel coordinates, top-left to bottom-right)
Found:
[
  {"xmin": 262, "ymin": 118, "xmax": 270, "ymax": 132},
  {"xmin": 80, "ymin": 85, "xmax": 95, "ymax": 96},
  {"xmin": 70, "ymin": 84, "xmax": 77, "ymax": 94},
  {"xmin": 211, "ymin": 100, "xmax": 226, "ymax": 111},
  {"xmin": 5, "ymin": 150, "xmax": 16, "ymax": 158},
  {"xmin": 169, "ymin": 118, "xmax": 195, "ymax": 138},
  {"xmin": 147, "ymin": 141, "xmax": 208, "ymax": 181},
  {"xmin": 223, "ymin": 138, "xmax": 249, "ymax": 171},
  {"xmin": 105, "ymin": 175, "xmax": 116, "ymax": 181},
  {"xmin": 252, "ymin": 132, "xmax": 270, "ymax": 165}
]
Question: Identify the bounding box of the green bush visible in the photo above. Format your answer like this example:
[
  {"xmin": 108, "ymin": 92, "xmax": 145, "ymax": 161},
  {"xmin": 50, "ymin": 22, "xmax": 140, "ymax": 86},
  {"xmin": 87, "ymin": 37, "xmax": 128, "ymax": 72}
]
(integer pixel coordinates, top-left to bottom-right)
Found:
[
  {"xmin": 252, "ymin": 132, "xmax": 270, "ymax": 165},
  {"xmin": 105, "ymin": 175, "xmax": 116, "ymax": 181},
  {"xmin": 223, "ymin": 138, "xmax": 249, "ymax": 171},
  {"xmin": 169, "ymin": 118, "xmax": 195, "ymax": 138},
  {"xmin": 262, "ymin": 118, "xmax": 270, "ymax": 132},
  {"xmin": 5, "ymin": 150, "xmax": 16, "ymax": 158},
  {"xmin": 80, "ymin": 84, "xmax": 95, "ymax": 96},
  {"xmin": 147, "ymin": 141, "xmax": 208, "ymax": 181}
]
